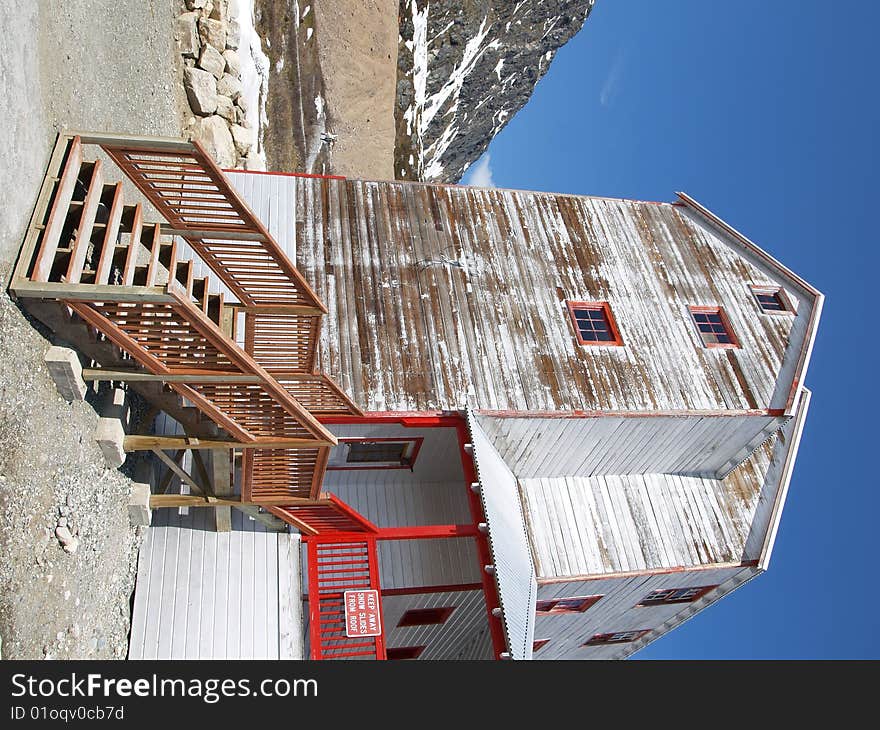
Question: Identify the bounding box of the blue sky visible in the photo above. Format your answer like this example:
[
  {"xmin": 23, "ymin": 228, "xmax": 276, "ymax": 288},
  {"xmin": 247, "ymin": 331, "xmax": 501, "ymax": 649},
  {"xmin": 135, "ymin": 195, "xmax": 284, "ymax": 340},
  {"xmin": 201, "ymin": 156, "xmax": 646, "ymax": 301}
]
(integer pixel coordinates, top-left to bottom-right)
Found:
[{"xmin": 463, "ymin": 0, "xmax": 879, "ymax": 658}]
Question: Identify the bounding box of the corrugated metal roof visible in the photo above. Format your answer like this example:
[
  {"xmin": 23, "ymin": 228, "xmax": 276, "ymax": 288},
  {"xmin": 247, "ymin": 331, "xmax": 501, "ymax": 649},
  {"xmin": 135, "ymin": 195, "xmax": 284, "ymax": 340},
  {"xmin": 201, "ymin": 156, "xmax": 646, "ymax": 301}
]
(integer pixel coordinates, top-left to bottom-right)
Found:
[{"xmin": 467, "ymin": 410, "xmax": 536, "ymax": 660}]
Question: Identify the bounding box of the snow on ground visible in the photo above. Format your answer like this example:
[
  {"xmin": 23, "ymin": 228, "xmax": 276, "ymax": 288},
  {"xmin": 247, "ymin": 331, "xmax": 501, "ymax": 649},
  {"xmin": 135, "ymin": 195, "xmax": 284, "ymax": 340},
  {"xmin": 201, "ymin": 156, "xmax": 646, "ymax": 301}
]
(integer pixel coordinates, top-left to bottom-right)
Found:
[{"xmin": 234, "ymin": 0, "xmax": 270, "ymax": 170}]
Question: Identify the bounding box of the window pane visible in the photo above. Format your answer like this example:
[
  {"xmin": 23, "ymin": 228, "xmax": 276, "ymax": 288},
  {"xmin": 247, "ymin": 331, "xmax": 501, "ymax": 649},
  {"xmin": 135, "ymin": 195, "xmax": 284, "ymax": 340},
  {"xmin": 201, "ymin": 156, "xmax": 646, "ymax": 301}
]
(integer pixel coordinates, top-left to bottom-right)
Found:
[{"xmin": 348, "ymin": 442, "xmax": 407, "ymax": 463}]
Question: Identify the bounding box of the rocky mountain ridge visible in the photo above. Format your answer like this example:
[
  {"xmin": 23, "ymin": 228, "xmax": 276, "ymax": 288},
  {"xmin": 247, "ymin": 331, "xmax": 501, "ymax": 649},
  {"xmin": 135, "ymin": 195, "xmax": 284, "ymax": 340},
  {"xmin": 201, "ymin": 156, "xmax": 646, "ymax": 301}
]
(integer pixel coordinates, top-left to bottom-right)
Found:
[{"xmin": 395, "ymin": 0, "xmax": 595, "ymax": 183}]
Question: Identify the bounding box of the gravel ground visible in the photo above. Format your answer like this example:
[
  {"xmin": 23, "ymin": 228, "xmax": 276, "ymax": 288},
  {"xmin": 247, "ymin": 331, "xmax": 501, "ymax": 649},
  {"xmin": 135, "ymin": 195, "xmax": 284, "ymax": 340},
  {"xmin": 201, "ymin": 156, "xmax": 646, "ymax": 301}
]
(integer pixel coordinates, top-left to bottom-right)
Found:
[{"xmin": 0, "ymin": 0, "xmax": 187, "ymax": 660}]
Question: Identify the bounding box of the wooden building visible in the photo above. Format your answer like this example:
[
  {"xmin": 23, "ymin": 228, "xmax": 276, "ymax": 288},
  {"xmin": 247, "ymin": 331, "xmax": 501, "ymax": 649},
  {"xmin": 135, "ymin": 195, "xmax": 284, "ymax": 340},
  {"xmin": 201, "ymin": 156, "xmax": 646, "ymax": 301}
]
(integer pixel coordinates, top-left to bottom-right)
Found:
[{"xmin": 10, "ymin": 132, "xmax": 821, "ymax": 660}]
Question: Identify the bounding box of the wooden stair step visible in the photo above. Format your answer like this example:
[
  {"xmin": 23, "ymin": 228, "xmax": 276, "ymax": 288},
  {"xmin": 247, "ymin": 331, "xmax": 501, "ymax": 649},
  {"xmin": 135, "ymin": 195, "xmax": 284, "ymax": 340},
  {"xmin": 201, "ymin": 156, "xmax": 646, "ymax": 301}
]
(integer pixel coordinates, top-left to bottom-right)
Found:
[
  {"xmin": 121, "ymin": 204, "xmax": 144, "ymax": 286},
  {"xmin": 32, "ymin": 137, "xmax": 83, "ymax": 281},
  {"xmin": 64, "ymin": 159, "xmax": 105, "ymax": 284},
  {"xmin": 93, "ymin": 183, "xmax": 125, "ymax": 285},
  {"xmin": 144, "ymin": 224, "xmax": 164, "ymax": 287},
  {"xmin": 206, "ymin": 291, "xmax": 224, "ymax": 326}
]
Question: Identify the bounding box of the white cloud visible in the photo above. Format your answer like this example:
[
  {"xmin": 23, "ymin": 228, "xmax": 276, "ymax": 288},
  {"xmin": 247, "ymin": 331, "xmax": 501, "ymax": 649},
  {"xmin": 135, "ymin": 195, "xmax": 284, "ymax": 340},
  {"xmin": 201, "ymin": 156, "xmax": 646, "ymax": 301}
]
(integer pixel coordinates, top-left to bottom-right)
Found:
[
  {"xmin": 462, "ymin": 153, "xmax": 495, "ymax": 188},
  {"xmin": 600, "ymin": 48, "xmax": 626, "ymax": 107}
]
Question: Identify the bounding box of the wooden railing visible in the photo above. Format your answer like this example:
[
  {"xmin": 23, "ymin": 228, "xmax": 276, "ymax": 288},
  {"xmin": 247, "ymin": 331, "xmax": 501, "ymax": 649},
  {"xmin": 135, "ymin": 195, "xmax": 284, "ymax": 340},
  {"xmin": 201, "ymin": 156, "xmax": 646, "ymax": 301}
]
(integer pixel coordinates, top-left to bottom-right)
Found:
[{"xmin": 305, "ymin": 536, "xmax": 386, "ymax": 660}]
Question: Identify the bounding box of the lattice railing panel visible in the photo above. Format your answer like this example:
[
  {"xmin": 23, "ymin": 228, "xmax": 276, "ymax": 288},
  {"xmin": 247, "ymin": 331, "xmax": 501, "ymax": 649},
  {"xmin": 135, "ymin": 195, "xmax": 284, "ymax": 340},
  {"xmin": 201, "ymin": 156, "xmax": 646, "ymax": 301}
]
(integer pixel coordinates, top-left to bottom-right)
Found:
[
  {"xmin": 268, "ymin": 494, "xmax": 379, "ymax": 534},
  {"xmin": 242, "ymin": 446, "xmax": 330, "ymax": 503},
  {"xmin": 306, "ymin": 538, "xmax": 385, "ymax": 660},
  {"xmin": 245, "ymin": 312, "xmax": 321, "ymax": 371},
  {"xmin": 72, "ymin": 301, "xmax": 239, "ymax": 372},
  {"xmin": 275, "ymin": 374, "xmax": 362, "ymax": 415},
  {"xmin": 99, "ymin": 140, "xmax": 325, "ymax": 309}
]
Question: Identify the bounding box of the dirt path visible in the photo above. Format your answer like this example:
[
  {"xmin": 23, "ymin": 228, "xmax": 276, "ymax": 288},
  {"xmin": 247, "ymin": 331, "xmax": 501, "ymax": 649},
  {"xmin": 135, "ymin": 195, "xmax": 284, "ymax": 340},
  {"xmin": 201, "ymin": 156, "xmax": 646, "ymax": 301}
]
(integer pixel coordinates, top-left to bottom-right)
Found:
[
  {"xmin": 312, "ymin": 0, "xmax": 398, "ymax": 180},
  {"xmin": 0, "ymin": 0, "xmax": 186, "ymax": 659}
]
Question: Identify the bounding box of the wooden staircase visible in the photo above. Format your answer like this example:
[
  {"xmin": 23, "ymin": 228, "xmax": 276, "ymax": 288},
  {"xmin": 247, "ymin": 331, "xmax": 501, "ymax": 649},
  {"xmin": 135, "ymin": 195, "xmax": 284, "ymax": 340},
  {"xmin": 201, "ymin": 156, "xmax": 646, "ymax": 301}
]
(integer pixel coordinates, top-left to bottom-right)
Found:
[{"xmin": 10, "ymin": 131, "xmax": 362, "ymax": 504}]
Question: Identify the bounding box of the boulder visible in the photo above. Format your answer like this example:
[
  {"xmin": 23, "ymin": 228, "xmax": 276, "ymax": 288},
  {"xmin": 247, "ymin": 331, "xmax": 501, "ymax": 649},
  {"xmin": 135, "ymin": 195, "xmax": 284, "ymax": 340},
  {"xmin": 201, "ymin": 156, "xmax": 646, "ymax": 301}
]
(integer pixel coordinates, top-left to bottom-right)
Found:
[
  {"xmin": 186, "ymin": 0, "xmax": 208, "ymax": 8},
  {"xmin": 183, "ymin": 67, "xmax": 218, "ymax": 116},
  {"xmin": 210, "ymin": 0, "xmax": 228, "ymax": 22},
  {"xmin": 226, "ymin": 19, "xmax": 241, "ymax": 50},
  {"xmin": 191, "ymin": 116, "xmax": 237, "ymax": 168},
  {"xmin": 216, "ymin": 94, "xmax": 236, "ymax": 122},
  {"xmin": 198, "ymin": 17, "xmax": 227, "ymax": 51},
  {"xmin": 198, "ymin": 44, "xmax": 225, "ymax": 79},
  {"xmin": 235, "ymin": 106, "xmax": 250, "ymax": 127},
  {"xmin": 176, "ymin": 12, "xmax": 201, "ymax": 58},
  {"xmin": 217, "ymin": 73, "xmax": 242, "ymax": 101},
  {"xmin": 222, "ymin": 49, "xmax": 241, "ymax": 76},
  {"xmin": 230, "ymin": 124, "xmax": 253, "ymax": 156}
]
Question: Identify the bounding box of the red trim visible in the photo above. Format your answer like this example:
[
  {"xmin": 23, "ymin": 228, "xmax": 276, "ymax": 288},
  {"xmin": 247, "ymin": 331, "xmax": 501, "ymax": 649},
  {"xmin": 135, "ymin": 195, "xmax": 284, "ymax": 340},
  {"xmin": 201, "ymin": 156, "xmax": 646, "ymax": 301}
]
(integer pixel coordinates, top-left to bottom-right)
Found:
[
  {"xmin": 327, "ymin": 436, "xmax": 424, "ymax": 471},
  {"xmin": 583, "ymin": 629, "xmax": 651, "ymax": 646},
  {"xmin": 314, "ymin": 411, "xmax": 506, "ymax": 658},
  {"xmin": 397, "ymin": 606, "xmax": 455, "ymax": 627},
  {"xmin": 566, "ymin": 301, "xmax": 624, "ymax": 347},
  {"xmin": 221, "ymin": 167, "xmax": 346, "ymax": 181},
  {"xmin": 380, "ymin": 583, "xmax": 483, "ymax": 597},
  {"xmin": 689, "ymin": 305, "xmax": 741, "ymax": 349},
  {"xmin": 533, "ymin": 639, "xmax": 550, "ymax": 653},
  {"xmin": 375, "ymin": 524, "xmax": 480, "ymax": 540},
  {"xmin": 473, "ymin": 408, "xmax": 787, "ymax": 418},
  {"xmin": 319, "ymin": 412, "xmax": 459, "ymax": 426},
  {"xmin": 453, "ymin": 420, "xmax": 508, "ymax": 660},
  {"xmin": 536, "ymin": 559, "xmax": 760, "ymax": 585},
  {"xmin": 536, "ymin": 595, "xmax": 603, "ymax": 614},
  {"xmin": 750, "ymin": 285, "xmax": 795, "ymax": 316},
  {"xmin": 386, "ymin": 646, "xmax": 425, "ymax": 660},
  {"xmin": 635, "ymin": 584, "xmax": 717, "ymax": 606}
]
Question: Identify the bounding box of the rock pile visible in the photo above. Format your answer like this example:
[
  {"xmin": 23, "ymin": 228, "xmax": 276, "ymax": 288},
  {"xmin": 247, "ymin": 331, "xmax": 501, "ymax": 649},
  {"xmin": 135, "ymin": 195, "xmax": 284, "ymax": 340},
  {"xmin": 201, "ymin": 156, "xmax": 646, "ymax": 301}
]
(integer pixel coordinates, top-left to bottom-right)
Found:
[{"xmin": 175, "ymin": 0, "xmax": 257, "ymax": 168}]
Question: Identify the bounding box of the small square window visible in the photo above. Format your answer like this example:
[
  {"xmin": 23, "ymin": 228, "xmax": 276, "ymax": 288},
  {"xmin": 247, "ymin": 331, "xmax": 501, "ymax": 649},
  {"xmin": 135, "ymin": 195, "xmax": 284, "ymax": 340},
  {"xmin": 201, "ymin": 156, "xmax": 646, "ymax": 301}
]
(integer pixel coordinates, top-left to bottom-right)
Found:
[
  {"xmin": 536, "ymin": 595, "xmax": 603, "ymax": 614},
  {"xmin": 751, "ymin": 286, "xmax": 793, "ymax": 315},
  {"xmin": 387, "ymin": 646, "xmax": 425, "ymax": 660},
  {"xmin": 636, "ymin": 585, "xmax": 716, "ymax": 606},
  {"xmin": 583, "ymin": 629, "xmax": 651, "ymax": 646},
  {"xmin": 689, "ymin": 306, "xmax": 739, "ymax": 349},
  {"xmin": 397, "ymin": 607, "xmax": 455, "ymax": 627},
  {"xmin": 533, "ymin": 639, "xmax": 550, "ymax": 653},
  {"xmin": 566, "ymin": 302, "xmax": 623, "ymax": 347}
]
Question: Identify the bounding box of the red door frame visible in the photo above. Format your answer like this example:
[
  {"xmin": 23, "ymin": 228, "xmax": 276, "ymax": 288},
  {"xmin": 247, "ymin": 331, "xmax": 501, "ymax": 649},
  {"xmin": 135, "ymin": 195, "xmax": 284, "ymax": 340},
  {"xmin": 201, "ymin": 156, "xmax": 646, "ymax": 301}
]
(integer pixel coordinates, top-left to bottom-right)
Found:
[{"xmin": 319, "ymin": 412, "xmax": 508, "ymax": 659}]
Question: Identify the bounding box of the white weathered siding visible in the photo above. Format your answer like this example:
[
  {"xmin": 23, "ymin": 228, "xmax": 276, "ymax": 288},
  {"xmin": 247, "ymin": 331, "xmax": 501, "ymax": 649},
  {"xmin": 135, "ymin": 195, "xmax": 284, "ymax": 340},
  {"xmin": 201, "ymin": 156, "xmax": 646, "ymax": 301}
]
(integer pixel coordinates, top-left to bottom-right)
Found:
[
  {"xmin": 469, "ymin": 412, "xmax": 537, "ymax": 660},
  {"xmin": 376, "ymin": 537, "xmax": 482, "ymax": 590},
  {"xmin": 520, "ymin": 441, "xmax": 774, "ymax": 578},
  {"xmin": 322, "ymin": 425, "xmax": 471, "ymax": 527},
  {"xmin": 533, "ymin": 566, "xmax": 757, "ymax": 660},
  {"xmin": 476, "ymin": 413, "xmax": 780, "ymax": 479},
  {"xmin": 382, "ymin": 589, "xmax": 491, "ymax": 660},
  {"xmin": 292, "ymin": 179, "xmax": 814, "ymax": 415},
  {"xmin": 129, "ymin": 509, "xmax": 301, "ymax": 660}
]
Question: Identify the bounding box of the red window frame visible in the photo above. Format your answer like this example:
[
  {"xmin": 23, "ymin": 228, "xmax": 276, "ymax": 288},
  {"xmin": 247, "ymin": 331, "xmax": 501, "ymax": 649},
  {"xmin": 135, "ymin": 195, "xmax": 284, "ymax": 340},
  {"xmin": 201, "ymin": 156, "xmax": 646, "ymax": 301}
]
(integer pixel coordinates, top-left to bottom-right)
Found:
[
  {"xmin": 750, "ymin": 286, "xmax": 794, "ymax": 315},
  {"xmin": 397, "ymin": 606, "xmax": 455, "ymax": 627},
  {"xmin": 636, "ymin": 585, "xmax": 717, "ymax": 607},
  {"xmin": 533, "ymin": 639, "xmax": 550, "ymax": 653},
  {"xmin": 327, "ymin": 437, "xmax": 424, "ymax": 471},
  {"xmin": 689, "ymin": 306, "xmax": 740, "ymax": 349},
  {"xmin": 536, "ymin": 595, "xmax": 603, "ymax": 614},
  {"xmin": 583, "ymin": 629, "xmax": 651, "ymax": 646},
  {"xmin": 566, "ymin": 301, "xmax": 624, "ymax": 347},
  {"xmin": 386, "ymin": 646, "xmax": 425, "ymax": 660}
]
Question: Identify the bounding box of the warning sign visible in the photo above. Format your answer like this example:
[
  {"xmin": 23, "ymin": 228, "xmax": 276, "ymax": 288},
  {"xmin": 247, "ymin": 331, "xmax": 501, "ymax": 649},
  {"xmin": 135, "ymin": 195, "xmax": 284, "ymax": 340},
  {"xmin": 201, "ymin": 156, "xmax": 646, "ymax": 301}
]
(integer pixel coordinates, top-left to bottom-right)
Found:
[{"xmin": 344, "ymin": 589, "xmax": 382, "ymax": 638}]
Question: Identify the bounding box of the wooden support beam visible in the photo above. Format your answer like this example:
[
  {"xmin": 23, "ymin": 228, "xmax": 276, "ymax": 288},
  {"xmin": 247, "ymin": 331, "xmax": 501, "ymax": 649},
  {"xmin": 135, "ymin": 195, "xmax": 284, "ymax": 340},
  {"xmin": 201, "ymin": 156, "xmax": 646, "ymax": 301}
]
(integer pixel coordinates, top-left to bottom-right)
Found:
[
  {"xmin": 229, "ymin": 304, "xmax": 327, "ymax": 316},
  {"xmin": 125, "ymin": 435, "xmax": 334, "ymax": 451},
  {"xmin": 149, "ymin": 494, "xmax": 323, "ymax": 508},
  {"xmin": 151, "ymin": 448, "xmax": 205, "ymax": 495},
  {"xmin": 211, "ymin": 448, "xmax": 233, "ymax": 532},
  {"xmin": 11, "ymin": 281, "xmax": 174, "ymax": 303},
  {"xmin": 159, "ymin": 225, "xmax": 266, "ymax": 241},
  {"xmin": 83, "ymin": 369, "xmax": 262, "ymax": 383},
  {"xmin": 158, "ymin": 449, "xmax": 185, "ymax": 494}
]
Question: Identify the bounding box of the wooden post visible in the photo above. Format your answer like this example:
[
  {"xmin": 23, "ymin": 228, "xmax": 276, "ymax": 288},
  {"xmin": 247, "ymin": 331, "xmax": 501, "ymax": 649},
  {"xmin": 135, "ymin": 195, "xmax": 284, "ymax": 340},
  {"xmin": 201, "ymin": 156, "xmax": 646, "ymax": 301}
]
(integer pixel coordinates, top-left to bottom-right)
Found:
[{"xmin": 211, "ymin": 448, "xmax": 233, "ymax": 532}]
